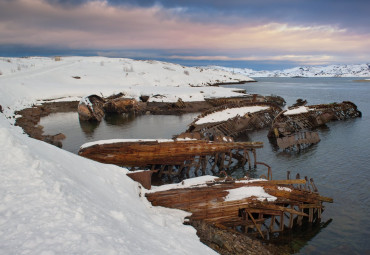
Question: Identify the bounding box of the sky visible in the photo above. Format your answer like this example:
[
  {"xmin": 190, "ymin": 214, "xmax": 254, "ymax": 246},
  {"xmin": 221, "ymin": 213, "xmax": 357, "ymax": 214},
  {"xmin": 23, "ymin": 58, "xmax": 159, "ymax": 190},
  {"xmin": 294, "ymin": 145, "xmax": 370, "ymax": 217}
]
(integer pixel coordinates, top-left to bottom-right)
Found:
[{"xmin": 0, "ymin": 0, "xmax": 369, "ymax": 70}]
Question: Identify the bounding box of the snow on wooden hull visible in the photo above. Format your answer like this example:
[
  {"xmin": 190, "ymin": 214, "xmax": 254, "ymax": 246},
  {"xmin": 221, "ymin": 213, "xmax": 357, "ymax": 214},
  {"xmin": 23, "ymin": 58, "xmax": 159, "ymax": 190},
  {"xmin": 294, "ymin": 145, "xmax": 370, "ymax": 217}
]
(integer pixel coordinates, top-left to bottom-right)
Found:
[
  {"xmin": 186, "ymin": 102, "xmax": 282, "ymax": 139},
  {"xmin": 146, "ymin": 175, "xmax": 333, "ymax": 240},
  {"xmin": 268, "ymin": 101, "xmax": 362, "ymax": 150}
]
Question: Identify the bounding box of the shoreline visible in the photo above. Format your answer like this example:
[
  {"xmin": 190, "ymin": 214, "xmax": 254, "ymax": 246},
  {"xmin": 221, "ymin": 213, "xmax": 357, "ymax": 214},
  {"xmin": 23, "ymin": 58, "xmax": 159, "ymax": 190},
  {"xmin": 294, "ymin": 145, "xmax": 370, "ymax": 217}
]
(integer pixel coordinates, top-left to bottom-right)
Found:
[
  {"xmin": 13, "ymin": 99, "xmax": 289, "ymax": 255},
  {"xmin": 354, "ymin": 79, "xmax": 370, "ymax": 82}
]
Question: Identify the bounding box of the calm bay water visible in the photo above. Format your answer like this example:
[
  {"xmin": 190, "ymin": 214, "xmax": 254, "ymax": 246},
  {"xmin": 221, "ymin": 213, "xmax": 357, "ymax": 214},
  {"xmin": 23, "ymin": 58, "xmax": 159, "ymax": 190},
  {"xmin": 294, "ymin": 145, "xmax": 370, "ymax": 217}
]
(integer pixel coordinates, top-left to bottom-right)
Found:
[
  {"xmin": 236, "ymin": 78, "xmax": 370, "ymax": 254},
  {"xmin": 40, "ymin": 78, "xmax": 370, "ymax": 254}
]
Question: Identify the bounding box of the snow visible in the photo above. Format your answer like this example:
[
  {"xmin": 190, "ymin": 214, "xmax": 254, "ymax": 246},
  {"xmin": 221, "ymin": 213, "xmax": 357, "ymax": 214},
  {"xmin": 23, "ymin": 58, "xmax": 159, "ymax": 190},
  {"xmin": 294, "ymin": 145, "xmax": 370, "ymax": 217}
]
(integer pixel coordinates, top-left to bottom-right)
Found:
[
  {"xmin": 278, "ymin": 186, "xmax": 292, "ymax": 192},
  {"xmin": 0, "ymin": 56, "xmax": 253, "ymax": 117},
  {"xmin": 80, "ymin": 138, "xmax": 197, "ymax": 150},
  {"xmin": 195, "ymin": 106, "xmax": 269, "ymax": 125},
  {"xmin": 235, "ymin": 178, "xmax": 267, "ymax": 184},
  {"xmin": 284, "ymin": 106, "xmax": 309, "ymax": 115},
  {"xmin": 208, "ymin": 63, "xmax": 370, "ymax": 77},
  {"xmin": 224, "ymin": 186, "xmax": 277, "ymax": 202},
  {"xmin": 0, "ymin": 111, "xmax": 218, "ymax": 254},
  {"xmin": 80, "ymin": 138, "xmax": 173, "ymax": 149},
  {"xmin": 148, "ymin": 175, "xmax": 219, "ymax": 193},
  {"xmin": 0, "ymin": 56, "xmax": 256, "ymax": 254},
  {"xmin": 79, "ymin": 96, "xmax": 93, "ymax": 108},
  {"xmin": 148, "ymin": 177, "xmax": 270, "ymax": 194}
]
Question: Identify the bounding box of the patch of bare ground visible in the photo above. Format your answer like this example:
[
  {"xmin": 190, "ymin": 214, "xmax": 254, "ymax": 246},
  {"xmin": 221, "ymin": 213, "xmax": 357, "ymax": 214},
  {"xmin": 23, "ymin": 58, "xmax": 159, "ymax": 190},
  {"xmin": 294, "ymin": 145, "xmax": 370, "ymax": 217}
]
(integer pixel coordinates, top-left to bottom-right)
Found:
[
  {"xmin": 188, "ymin": 220, "xmax": 289, "ymax": 255},
  {"xmin": 15, "ymin": 101, "xmax": 78, "ymax": 147},
  {"xmin": 13, "ymin": 100, "xmax": 217, "ymax": 147}
]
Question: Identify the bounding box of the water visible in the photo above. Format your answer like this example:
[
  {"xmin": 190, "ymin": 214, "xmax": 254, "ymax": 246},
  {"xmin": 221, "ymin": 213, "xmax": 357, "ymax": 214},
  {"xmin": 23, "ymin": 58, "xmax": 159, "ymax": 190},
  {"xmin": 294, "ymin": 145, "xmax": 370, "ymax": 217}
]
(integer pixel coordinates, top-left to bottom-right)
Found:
[
  {"xmin": 40, "ymin": 77, "xmax": 370, "ymax": 254},
  {"xmin": 237, "ymin": 78, "xmax": 370, "ymax": 254},
  {"xmin": 40, "ymin": 112, "xmax": 199, "ymax": 154}
]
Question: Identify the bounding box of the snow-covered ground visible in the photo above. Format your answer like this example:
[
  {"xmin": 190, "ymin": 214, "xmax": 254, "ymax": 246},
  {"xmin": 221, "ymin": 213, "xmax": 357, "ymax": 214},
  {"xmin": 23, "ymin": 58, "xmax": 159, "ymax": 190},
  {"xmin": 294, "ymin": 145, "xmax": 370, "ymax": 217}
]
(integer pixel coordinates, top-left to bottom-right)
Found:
[
  {"xmin": 0, "ymin": 56, "xmax": 255, "ymax": 254},
  {"xmin": 0, "ymin": 56, "xmax": 252, "ymax": 117},
  {"xmin": 0, "ymin": 115, "xmax": 220, "ymax": 254},
  {"xmin": 209, "ymin": 63, "xmax": 370, "ymax": 77}
]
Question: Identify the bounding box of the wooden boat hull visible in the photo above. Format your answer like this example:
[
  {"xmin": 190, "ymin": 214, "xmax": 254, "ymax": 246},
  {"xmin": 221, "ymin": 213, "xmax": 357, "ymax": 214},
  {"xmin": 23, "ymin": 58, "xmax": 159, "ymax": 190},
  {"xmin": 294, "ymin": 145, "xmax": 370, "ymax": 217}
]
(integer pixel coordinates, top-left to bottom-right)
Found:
[{"xmin": 78, "ymin": 139, "xmax": 263, "ymax": 167}]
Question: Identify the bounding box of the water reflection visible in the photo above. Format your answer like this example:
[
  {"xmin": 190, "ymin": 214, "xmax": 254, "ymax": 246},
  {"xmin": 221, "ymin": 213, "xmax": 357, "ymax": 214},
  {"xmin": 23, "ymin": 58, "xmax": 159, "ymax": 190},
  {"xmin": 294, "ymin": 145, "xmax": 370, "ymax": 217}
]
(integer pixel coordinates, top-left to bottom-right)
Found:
[
  {"xmin": 267, "ymin": 219, "xmax": 333, "ymax": 254},
  {"xmin": 79, "ymin": 119, "xmax": 100, "ymax": 137},
  {"xmin": 104, "ymin": 112, "xmax": 136, "ymax": 126}
]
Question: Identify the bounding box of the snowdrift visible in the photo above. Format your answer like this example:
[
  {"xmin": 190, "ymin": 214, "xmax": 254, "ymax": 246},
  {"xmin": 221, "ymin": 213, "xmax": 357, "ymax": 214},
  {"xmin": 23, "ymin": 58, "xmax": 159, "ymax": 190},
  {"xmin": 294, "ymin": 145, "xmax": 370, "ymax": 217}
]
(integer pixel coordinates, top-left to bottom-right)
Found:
[{"xmin": 0, "ymin": 114, "xmax": 216, "ymax": 254}]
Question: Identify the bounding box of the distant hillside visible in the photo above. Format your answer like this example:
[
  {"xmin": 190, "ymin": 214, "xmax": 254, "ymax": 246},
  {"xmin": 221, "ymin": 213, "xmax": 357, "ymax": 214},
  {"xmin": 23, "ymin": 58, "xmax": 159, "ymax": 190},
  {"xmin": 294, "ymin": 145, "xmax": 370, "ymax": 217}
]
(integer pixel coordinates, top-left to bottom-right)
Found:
[{"xmin": 209, "ymin": 64, "xmax": 370, "ymax": 77}]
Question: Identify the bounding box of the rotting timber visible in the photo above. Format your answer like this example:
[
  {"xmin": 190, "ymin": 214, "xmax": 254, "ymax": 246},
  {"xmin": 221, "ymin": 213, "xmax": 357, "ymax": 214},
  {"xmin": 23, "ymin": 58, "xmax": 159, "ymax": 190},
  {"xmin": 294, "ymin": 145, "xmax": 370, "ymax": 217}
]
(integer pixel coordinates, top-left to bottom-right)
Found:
[
  {"xmin": 78, "ymin": 138, "xmax": 264, "ymax": 182},
  {"xmin": 145, "ymin": 173, "xmax": 333, "ymax": 245},
  {"xmin": 184, "ymin": 102, "xmax": 282, "ymax": 140},
  {"xmin": 268, "ymin": 101, "xmax": 362, "ymax": 150}
]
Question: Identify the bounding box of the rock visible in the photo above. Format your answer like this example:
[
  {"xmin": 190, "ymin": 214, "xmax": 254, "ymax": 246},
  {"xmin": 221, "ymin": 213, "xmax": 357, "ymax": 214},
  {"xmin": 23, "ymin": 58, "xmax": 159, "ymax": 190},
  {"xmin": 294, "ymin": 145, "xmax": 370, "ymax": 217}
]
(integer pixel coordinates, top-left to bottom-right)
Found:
[
  {"xmin": 42, "ymin": 133, "xmax": 66, "ymax": 148},
  {"xmin": 53, "ymin": 133, "xmax": 66, "ymax": 141},
  {"xmin": 0, "ymin": 104, "xmax": 3, "ymax": 113},
  {"xmin": 78, "ymin": 95, "xmax": 105, "ymax": 121}
]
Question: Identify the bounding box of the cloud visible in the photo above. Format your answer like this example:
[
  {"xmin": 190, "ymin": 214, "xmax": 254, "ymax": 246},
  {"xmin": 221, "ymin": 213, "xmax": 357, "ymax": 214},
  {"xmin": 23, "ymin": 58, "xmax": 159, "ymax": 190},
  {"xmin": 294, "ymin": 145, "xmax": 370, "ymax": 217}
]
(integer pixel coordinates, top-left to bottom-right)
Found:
[
  {"xmin": 0, "ymin": 0, "xmax": 369, "ymax": 65},
  {"xmin": 103, "ymin": 0, "xmax": 370, "ymax": 33}
]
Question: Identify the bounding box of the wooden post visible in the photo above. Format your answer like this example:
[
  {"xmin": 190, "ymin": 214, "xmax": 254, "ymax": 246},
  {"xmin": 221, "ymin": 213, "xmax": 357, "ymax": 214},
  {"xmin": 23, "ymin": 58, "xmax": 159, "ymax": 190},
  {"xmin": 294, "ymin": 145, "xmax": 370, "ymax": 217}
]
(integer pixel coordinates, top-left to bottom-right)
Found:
[{"xmin": 247, "ymin": 211, "xmax": 264, "ymax": 239}]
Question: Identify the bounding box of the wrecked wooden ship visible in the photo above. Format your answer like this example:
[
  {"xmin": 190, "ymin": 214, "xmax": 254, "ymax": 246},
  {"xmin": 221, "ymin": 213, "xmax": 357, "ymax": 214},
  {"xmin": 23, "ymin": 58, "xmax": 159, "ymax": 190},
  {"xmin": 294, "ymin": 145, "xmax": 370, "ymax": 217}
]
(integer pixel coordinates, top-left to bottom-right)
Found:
[
  {"xmin": 77, "ymin": 120, "xmax": 333, "ymax": 250},
  {"xmin": 185, "ymin": 102, "xmax": 282, "ymax": 139},
  {"xmin": 268, "ymin": 101, "xmax": 362, "ymax": 150},
  {"xmin": 78, "ymin": 137, "xmax": 265, "ymax": 182},
  {"xmin": 146, "ymin": 173, "xmax": 333, "ymax": 241},
  {"xmin": 78, "ymin": 94, "xmax": 142, "ymax": 121}
]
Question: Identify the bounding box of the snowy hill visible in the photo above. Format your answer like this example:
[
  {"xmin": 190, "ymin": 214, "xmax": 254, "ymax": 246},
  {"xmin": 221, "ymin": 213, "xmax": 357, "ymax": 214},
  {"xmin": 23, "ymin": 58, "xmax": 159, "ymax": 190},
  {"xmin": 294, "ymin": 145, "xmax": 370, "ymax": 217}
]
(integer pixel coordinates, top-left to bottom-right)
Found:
[
  {"xmin": 0, "ymin": 56, "xmax": 254, "ymax": 254},
  {"xmin": 0, "ymin": 115, "xmax": 218, "ymax": 254},
  {"xmin": 210, "ymin": 64, "xmax": 370, "ymax": 77},
  {"xmin": 0, "ymin": 56, "xmax": 252, "ymax": 116}
]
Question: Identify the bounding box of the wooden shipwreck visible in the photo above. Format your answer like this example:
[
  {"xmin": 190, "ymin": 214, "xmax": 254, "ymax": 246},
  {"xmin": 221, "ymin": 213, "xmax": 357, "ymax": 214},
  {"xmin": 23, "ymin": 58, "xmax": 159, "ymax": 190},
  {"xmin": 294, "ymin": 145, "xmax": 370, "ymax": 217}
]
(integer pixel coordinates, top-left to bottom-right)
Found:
[
  {"xmin": 185, "ymin": 102, "xmax": 282, "ymax": 140},
  {"xmin": 78, "ymin": 94, "xmax": 142, "ymax": 122},
  {"xmin": 146, "ymin": 173, "xmax": 333, "ymax": 240},
  {"xmin": 268, "ymin": 101, "xmax": 362, "ymax": 150},
  {"xmin": 205, "ymin": 94, "xmax": 286, "ymax": 108},
  {"xmin": 78, "ymin": 95, "xmax": 105, "ymax": 121},
  {"xmin": 78, "ymin": 138, "xmax": 265, "ymax": 181}
]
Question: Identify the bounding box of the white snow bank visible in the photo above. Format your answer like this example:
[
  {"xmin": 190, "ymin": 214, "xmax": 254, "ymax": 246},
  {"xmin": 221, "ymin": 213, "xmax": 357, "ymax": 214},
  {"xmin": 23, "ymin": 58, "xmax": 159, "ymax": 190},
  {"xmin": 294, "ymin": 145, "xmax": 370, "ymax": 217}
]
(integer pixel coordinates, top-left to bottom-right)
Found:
[
  {"xmin": 225, "ymin": 186, "xmax": 277, "ymax": 202},
  {"xmin": 195, "ymin": 106, "xmax": 269, "ymax": 125},
  {"xmin": 284, "ymin": 106, "xmax": 309, "ymax": 115},
  {"xmin": 0, "ymin": 114, "xmax": 216, "ymax": 254}
]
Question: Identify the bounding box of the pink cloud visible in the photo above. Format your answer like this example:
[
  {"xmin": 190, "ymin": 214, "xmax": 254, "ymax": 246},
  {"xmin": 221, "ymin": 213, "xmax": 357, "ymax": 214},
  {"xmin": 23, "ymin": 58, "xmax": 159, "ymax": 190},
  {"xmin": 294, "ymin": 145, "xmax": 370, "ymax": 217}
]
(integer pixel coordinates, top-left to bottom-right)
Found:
[{"xmin": 0, "ymin": 0, "xmax": 369, "ymax": 64}]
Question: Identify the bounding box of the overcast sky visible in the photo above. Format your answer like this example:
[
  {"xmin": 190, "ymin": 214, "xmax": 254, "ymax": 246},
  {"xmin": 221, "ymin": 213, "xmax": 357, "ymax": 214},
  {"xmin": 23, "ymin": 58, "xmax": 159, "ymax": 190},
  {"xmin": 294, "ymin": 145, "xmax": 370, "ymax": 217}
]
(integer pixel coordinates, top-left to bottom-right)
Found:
[{"xmin": 0, "ymin": 0, "xmax": 369, "ymax": 69}]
